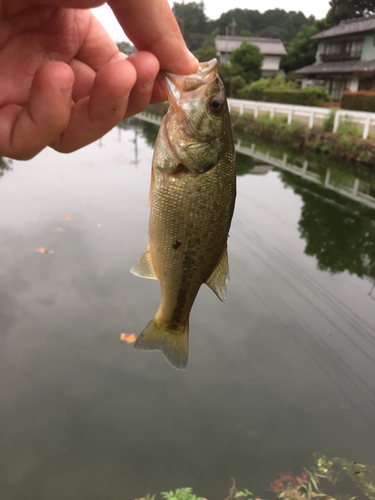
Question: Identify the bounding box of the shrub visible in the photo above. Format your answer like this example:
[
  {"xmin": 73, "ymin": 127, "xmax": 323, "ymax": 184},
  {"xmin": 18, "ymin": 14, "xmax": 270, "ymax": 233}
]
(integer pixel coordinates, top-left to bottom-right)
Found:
[
  {"xmin": 337, "ymin": 116, "xmax": 361, "ymax": 136},
  {"xmin": 238, "ymin": 75, "xmax": 298, "ymax": 101},
  {"xmin": 263, "ymin": 86, "xmax": 332, "ymax": 106},
  {"xmin": 323, "ymin": 110, "xmax": 336, "ymax": 132},
  {"xmin": 341, "ymin": 91, "xmax": 375, "ymax": 112},
  {"xmin": 255, "ymin": 114, "xmax": 303, "ymax": 141},
  {"xmin": 230, "ymin": 75, "xmax": 247, "ymax": 98}
]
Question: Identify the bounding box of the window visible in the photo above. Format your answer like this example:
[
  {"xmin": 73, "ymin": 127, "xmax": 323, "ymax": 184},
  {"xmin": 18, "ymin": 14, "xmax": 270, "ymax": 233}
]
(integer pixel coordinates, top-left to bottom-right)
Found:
[
  {"xmin": 328, "ymin": 78, "xmax": 348, "ymax": 101},
  {"xmin": 324, "ymin": 39, "xmax": 363, "ymax": 59}
]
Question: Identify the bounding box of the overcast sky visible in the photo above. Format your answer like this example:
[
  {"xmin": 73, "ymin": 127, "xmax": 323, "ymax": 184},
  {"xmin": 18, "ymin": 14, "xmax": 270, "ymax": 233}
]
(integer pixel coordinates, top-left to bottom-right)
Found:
[{"xmin": 92, "ymin": 0, "xmax": 331, "ymax": 43}]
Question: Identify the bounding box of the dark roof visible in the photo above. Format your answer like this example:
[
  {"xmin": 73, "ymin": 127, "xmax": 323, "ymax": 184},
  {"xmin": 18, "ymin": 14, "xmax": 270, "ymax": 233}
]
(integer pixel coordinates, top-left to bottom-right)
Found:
[
  {"xmin": 295, "ymin": 59, "xmax": 375, "ymax": 75},
  {"xmin": 311, "ymin": 15, "xmax": 375, "ymax": 40}
]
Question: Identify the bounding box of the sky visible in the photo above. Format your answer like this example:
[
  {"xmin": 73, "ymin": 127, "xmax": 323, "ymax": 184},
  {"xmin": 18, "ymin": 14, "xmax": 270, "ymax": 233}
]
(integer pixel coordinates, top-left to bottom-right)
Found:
[{"xmin": 91, "ymin": 0, "xmax": 331, "ymax": 43}]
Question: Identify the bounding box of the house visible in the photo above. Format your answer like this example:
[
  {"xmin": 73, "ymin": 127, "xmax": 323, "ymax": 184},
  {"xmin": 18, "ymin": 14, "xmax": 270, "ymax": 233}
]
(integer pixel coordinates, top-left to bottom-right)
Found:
[
  {"xmin": 295, "ymin": 15, "xmax": 375, "ymax": 101},
  {"xmin": 214, "ymin": 36, "xmax": 287, "ymax": 77}
]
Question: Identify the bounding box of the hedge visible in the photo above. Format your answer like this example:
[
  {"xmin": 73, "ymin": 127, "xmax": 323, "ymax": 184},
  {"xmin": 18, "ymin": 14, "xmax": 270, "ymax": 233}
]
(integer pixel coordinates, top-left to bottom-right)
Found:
[
  {"xmin": 341, "ymin": 91, "xmax": 375, "ymax": 112},
  {"xmin": 263, "ymin": 87, "xmax": 332, "ymax": 107}
]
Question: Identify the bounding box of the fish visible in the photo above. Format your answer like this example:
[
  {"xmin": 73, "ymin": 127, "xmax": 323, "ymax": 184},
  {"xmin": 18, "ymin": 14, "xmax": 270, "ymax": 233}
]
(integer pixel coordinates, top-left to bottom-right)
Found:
[{"xmin": 131, "ymin": 59, "xmax": 236, "ymax": 370}]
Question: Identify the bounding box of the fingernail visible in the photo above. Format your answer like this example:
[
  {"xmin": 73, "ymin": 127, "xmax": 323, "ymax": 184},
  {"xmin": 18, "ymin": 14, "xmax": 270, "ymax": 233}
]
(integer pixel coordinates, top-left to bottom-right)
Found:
[
  {"xmin": 189, "ymin": 51, "xmax": 199, "ymax": 64},
  {"xmin": 141, "ymin": 77, "xmax": 156, "ymax": 92},
  {"xmin": 60, "ymin": 83, "xmax": 73, "ymax": 98}
]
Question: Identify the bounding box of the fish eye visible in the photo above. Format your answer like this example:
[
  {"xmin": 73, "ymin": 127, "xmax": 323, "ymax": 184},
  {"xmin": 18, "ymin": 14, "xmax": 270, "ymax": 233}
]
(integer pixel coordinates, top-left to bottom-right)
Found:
[{"xmin": 209, "ymin": 94, "xmax": 224, "ymax": 115}]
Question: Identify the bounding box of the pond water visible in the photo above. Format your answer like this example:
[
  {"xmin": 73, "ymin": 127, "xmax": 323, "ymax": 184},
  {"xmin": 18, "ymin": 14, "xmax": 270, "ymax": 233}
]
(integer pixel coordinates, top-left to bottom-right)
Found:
[{"xmin": 1, "ymin": 120, "xmax": 375, "ymax": 500}]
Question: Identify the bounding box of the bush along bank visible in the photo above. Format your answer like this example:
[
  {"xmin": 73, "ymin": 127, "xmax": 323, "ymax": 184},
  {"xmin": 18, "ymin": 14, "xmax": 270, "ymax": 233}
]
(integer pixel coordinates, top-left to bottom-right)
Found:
[
  {"xmin": 231, "ymin": 112, "xmax": 375, "ymax": 167},
  {"xmin": 141, "ymin": 104, "xmax": 375, "ymax": 167}
]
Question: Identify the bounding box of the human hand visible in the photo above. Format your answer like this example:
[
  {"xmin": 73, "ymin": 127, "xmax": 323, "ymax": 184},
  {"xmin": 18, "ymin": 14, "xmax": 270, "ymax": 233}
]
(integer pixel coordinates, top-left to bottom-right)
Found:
[{"xmin": 0, "ymin": 1, "xmax": 198, "ymax": 160}]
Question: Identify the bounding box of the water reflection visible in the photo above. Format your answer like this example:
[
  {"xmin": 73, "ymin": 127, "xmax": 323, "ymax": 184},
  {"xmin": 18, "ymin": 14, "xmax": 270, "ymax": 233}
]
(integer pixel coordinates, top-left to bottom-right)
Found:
[
  {"xmin": 281, "ymin": 170, "xmax": 375, "ymax": 281},
  {"xmin": 1, "ymin": 122, "xmax": 375, "ymax": 499}
]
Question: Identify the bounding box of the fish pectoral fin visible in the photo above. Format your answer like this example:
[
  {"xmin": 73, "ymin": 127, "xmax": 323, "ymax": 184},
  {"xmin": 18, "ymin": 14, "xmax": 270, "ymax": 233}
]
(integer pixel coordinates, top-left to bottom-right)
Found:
[
  {"xmin": 130, "ymin": 245, "xmax": 157, "ymax": 280},
  {"xmin": 205, "ymin": 245, "xmax": 229, "ymax": 301},
  {"xmin": 134, "ymin": 318, "xmax": 189, "ymax": 370}
]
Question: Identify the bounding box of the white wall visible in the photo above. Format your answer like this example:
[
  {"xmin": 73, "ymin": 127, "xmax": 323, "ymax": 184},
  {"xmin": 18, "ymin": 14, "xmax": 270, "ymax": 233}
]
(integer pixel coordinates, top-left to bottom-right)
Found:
[
  {"xmin": 262, "ymin": 55, "xmax": 281, "ymax": 71},
  {"xmin": 348, "ymin": 77, "xmax": 359, "ymax": 92}
]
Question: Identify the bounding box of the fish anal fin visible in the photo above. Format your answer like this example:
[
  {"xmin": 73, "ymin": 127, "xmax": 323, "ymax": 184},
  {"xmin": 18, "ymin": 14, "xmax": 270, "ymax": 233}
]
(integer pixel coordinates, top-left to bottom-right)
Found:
[
  {"xmin": 205, "ymin": 245, "xmax": 229, "ymax": 301},
  {"xmin": 130, "ymin": 245, "xmax": 157, "ymax": 280},
  {"xmin": 134, "ymin": 318, "xmax": 189, "ymax": 370}
]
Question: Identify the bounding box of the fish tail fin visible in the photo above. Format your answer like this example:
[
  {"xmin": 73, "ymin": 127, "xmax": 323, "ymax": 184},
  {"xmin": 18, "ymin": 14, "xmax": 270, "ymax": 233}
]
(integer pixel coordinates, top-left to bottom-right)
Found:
[{"xmin": 134, "ymin": 318, "xmax": 189, "ymax": 370}]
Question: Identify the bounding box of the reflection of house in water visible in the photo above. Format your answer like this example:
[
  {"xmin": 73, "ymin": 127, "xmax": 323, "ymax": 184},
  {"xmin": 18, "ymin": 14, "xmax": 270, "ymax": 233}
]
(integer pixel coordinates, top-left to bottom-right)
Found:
[{"xmin": 215, "ymin": 36, "xmax": 287, "ymax": 76}]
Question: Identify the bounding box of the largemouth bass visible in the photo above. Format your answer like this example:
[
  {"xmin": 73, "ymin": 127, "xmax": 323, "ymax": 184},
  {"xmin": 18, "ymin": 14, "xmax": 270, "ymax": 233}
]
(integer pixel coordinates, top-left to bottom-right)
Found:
[{"xmin": 131, "ymin": 59, "xmax": 236, "ymax": 369}]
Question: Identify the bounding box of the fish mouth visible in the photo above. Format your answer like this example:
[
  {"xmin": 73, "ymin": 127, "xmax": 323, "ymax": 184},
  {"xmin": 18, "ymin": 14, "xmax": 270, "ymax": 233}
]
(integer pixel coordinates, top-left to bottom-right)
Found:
[{"xmin": 161, "ymin": 58, "xmax": 218, "ymax": 112}]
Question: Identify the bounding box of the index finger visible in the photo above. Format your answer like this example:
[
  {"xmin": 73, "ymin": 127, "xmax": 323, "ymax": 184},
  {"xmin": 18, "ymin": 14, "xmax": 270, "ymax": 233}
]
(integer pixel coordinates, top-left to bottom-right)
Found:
[{"xmin": 109, "ymin": 0, "xmax": 199, "ymax": 75}]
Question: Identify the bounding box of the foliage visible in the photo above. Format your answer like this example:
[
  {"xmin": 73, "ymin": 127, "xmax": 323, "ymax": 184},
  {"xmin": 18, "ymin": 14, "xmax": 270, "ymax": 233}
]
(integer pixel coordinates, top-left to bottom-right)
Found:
[
  {"xmin": 341, "ymin": 90, "xmax": 375, "ymax": 112},
  {"xmin": 0, "ymin": 156, "xmax": 11, "ymax": 178},
  {"xmin": 193, "ymin": 45, "xmax": 217, "ymax": 62},
  {"xmin": 263, "ymin": 86, "xmax": 332, "ymax": 106},
  {"xmin": 282, "ymin": 11, "xmax": 315, "ymax": 41},
  {"xmin": 133, "ymin": 454, "xmax": 375, "ymax": 500},
  {"xmin": 248, "ymin": 114, "xmax": 304, "ymax": 142},
  {"xmin": 116, "ymin": 41, "xmax": 131, "ymax": 52},
  {"xmin": 229, "ymin": 42, "xmax": 264, "ymax": 85},
  {"xmin": 161, "ymin": 487, "xmax": 206, "ymax": 500},
  {"xmin": 323, "ymin": 110, "xmax": 336, "ymax": 131},
  {"xmin": 281, "ymin": 24, "xmax": 320, "ymax": 73},
  {"xmin": 173, "ymin": 1, "xmax": 208, "ymax": 51},
  {"xmin": 230, "ymin": 75, "xmax": 247, "ymax": 98},
  {"xmin": 327, "ymin": 0, "xmax": 375, "ymax": 25},
  {"xmin": 205, "ymin": 8, "xmax": 314, "ymax": 41},
  {"xmin": 238, "ymin": 75, "xmax": 298, "ymax": 100},
  {"xmin": 337, "ymin": 116, "xmax": 361, "ymax": 136}
]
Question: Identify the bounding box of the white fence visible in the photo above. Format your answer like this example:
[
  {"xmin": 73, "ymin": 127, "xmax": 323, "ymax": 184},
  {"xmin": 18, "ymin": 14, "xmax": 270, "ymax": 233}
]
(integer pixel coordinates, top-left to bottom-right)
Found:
[
  {"xmin": 134, "ymin": 113, "xmax": 375, "ymax": 210},
  {"xmin": 227, "ymin": 98, "xmax": 375, "ymax": 140}
]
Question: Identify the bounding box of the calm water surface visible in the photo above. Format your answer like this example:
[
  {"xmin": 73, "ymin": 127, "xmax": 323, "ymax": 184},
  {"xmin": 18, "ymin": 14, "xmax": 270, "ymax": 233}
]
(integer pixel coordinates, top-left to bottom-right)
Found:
[{"xmin": 1, "ymin": 122, "xmax": 375, "ymax": 500}]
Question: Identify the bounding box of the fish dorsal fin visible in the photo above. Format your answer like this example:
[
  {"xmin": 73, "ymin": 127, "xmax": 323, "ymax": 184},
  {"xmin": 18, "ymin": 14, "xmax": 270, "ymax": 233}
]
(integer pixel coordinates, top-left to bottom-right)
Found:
[
  {"xmin": 130, "ymin": 245, "xmax": 157, "ymax": 280},
  {"xmin": 205, "ymin": 245, "xmax": 229, "ymax": 301}
]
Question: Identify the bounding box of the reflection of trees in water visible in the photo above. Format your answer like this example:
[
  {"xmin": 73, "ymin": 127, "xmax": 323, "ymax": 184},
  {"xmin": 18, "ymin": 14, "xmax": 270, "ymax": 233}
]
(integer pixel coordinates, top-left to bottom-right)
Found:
[
  {"xmin": 136, "ymin": 120, "xmax": 159, "ymax": 148},
  {"xmin": 280, "ymin": 170, "xmax": 375, "ymax": 281},
  {"xmin": 0, "ymin": 156, "xmax": 11, "ymax": 179},
  {"xmin": 235, "ymin": 152, "xmax": 258, "ymax": 176}
]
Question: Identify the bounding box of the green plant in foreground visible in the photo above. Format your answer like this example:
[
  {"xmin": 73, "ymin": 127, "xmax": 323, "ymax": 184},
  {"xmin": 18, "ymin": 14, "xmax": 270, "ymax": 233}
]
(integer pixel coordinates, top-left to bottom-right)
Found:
[
  {"xmin": 161, "ymin": 487, "xmax": 206, "ymax": 500},
  {"xmin": 233, "ymin": 488, "xmax": 253, "ymax": 499},
  {"xmin": 337, "ymin": 116, "xmax": 361, "ymax": 137},
  {"xmin": 323, "ymin": 110, "xmax": 336, "ymax": 132}
]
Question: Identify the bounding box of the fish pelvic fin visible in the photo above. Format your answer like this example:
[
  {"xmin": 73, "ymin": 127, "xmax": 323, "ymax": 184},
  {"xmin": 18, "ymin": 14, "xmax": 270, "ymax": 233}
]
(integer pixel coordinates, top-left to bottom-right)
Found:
[
  {"xmin": 134, "ymin": 318, "xmax": 189, "ymax": 370},
  {"xmin": 130, "ymin": 245, "xmax": 157, "ymax": 280},
  {"xmin": 205, "ymin": 244, "xmax": 229, "ymax": 301}
]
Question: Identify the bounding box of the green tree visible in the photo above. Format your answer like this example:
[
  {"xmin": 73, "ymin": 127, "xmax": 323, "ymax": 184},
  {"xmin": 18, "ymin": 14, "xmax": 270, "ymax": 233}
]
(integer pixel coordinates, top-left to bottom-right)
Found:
[
  {"xmin": 256, "ymin": 25, "xmax": 283, "ymax": 38},
  {"xmin": 173, "ymin": 1, "xmax": 208, "ymax": 50},
  {"xmin": 193, "ymin": 45, "xmax": 217, "ymax": 62},
  {"xmin": 282, "ymin": 11, "xmax": 315, "ymax": 41},
  {"xmin": 116, "ymin": 41, "xmax": 131, "ymax": 52},
  {"xmin": 229, "ymin": 41, "xmax": 264, "ymax": 84},
  {"xmin": 281, "ymin": 24, "xmax": 320, "ymax": 73},
  {"xmin": 327, "ymin": 0, "xmax": 375, "ymax": 25}
]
